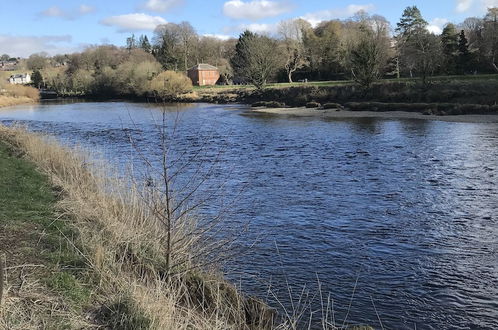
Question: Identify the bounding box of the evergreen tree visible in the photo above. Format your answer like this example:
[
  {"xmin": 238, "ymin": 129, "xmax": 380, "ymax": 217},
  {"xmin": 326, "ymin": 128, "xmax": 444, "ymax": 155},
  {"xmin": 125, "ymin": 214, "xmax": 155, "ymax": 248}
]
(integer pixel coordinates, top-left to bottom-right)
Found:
[
  {"xmin": 139, "ymin": 35, "xmax": 152, "ymax": 53},
  {"xmin": 31, "ymin": 70, "xmax": 43, "ymax": 89},
  {"xmin": 349, "ymin": 29, "xmax": 383, "ymax": 89},
  {"xmin": 126, "ymin": 34, "xmax": 137, "ymax": 52},
  {"xmin": 441, "ymin": 24, "xmax": 459, "ymax": 74},
  {"xmin": 230, "ymin": 30, "xmax": 281, "ymax": 89},
  {"xmin": 395, "ymin": 6, "xmax": 440, "ymax": 83},
  {"xmin": 457, "ymin": 30, "xmax": 474, "ymax": 74},
  {"xmin": 395, "ymin": 6, "xmax": 428, "ymax": 38}
]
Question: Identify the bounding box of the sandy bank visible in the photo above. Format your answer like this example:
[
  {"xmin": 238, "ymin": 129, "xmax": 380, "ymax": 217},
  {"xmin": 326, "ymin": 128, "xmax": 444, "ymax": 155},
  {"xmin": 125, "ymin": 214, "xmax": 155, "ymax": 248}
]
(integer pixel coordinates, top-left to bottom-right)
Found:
[{"xmin": 251, "ymin": 107, "xmax": 498, "ymax": 123}]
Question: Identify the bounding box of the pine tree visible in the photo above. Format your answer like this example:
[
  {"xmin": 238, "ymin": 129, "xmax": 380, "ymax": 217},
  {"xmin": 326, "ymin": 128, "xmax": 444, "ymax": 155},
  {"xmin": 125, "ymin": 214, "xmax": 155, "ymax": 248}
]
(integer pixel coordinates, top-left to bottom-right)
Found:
[
  {"xmin": 139, "ymin": 35, "xmax": 152, "ymax": 53},
  {"xmin": 126, "ymin": 34, "xmax": 137, "ymax": 52},
  {"xmin": 230, "ymin": 30, "xmax": 280, "ymax": 89},
  {"xmin": 457, "ymin": 30, "xmax": 474, "ymax": 74},
  {"xmin": 31, "ymin": 70, "xmax": 43, "ymax": 89},
  {"xmin": 441, "ymin": 24, "xmax": 459, "ymax": 74},
  {"xmin": 395, "ymin": 6, "xmax": 428, "ymax": 38}
]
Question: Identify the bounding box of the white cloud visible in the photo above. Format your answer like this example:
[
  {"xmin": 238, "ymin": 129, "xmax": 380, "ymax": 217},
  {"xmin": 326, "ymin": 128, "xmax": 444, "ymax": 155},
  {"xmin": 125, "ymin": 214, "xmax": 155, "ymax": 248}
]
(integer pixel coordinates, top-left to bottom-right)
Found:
[
  {"xmin": 100, "ymin": 13, "xmax": 167, "ymax": 32},
  {"xmin": 223, "ymin": 0, "xmax": 293, "ymax": 20},
  {"xmin": 202, "ymin": 34, "xmax": 233, "ymax": 40},
  {"xmin": 78, "ymin": 4, "xmax": 96, "ymax": 14},
  {"xmin": 223, "ymin": 22, "xmax": 278, "ymax": 35},
  {"xmin": 483, "ymin": 0, "xmax": 498, "ymax": 8},
  {"xmin": 0, "ymin": 35, "xmax": 79, "ymax": 58},
  {"xmin": 427, "ymin": 18, "xmax": 449, "ymax": 34},
  {"xmin": 455, "ymin": 0, "xmax": 498, "ymax": 13},
  {"xmin": 41, "ymin": 6, "xmax": 66, "ymax": 18},
  {"xmin": 301, "ymin": 4, "xmax": 375, "ymax": 27},
  {"xmin": 141, "ymin": 0, "xmax": 184, "ymax": 12},
  {"xmin": 39, "ymin": 4, "xmax": 96, "ymax": 20},
  {"xmin": 456, "ymin": 0, "xmax": 473, "ymax": 12}
]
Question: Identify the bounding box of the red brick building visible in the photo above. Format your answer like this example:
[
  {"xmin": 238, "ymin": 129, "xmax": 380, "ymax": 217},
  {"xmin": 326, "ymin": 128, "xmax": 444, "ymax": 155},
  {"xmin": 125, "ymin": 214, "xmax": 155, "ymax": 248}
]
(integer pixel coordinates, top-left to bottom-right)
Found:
[{"xmin": 187, "ymin": 64, "xmax": 220, "ymax": 86}]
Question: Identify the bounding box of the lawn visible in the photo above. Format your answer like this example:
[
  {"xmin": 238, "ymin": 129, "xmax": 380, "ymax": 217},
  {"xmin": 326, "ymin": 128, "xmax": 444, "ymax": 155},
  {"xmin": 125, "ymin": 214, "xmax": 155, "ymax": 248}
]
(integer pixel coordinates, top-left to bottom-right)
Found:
[{"xmin": 193, "ymin": 73, "xmax": 498, "ymax": 92}]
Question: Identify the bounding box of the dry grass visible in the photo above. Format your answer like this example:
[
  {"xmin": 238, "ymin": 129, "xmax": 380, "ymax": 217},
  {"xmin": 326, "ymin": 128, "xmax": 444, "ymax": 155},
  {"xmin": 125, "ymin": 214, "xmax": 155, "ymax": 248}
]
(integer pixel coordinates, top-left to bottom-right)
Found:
[
  {"xmin": 0, "ymin": 81, "xmax": 39, "ymax": 108},
  {"xmin": 0, "ymin": 125, "xmax": 275, "ymax": 329},
  {"xmin": 0, "ymin": 96, "xmax": 37, "ymax": 108}
]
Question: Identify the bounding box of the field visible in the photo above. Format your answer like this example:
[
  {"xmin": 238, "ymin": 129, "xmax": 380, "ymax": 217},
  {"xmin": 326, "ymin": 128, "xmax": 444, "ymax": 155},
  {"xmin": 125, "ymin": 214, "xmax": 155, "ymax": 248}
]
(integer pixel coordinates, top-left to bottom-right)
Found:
[{"xmin": 193, "ymin": 74, "xmax": 498, "ymax": 92}]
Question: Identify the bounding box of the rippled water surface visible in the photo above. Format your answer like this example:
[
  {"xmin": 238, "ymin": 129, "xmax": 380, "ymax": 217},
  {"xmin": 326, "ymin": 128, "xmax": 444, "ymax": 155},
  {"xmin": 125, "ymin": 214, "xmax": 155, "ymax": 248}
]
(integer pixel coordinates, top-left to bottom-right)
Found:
[{"xmin": 1, "ymin": 101, "xmax": 497, "ymax": 329}]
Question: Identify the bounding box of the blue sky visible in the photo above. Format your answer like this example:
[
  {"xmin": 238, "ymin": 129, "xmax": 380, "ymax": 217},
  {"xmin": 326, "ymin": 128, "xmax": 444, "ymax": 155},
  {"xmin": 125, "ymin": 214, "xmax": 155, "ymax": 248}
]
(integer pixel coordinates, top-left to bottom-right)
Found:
[{"xmin": 1, "ymin": 0, "xmax": 496, "ymax": 57}]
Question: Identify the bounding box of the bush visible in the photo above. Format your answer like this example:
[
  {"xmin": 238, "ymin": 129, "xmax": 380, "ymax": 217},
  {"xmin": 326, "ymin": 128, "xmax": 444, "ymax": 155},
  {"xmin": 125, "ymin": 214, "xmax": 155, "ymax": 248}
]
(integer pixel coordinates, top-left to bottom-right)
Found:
[
  {"xmin": 306, "ymin": 101, "xmax": 321, "ymax": 108},
  {"xmin": 458, "ymin": 104, "xmax": 490, "ymax": 114},
  {"xmin": 150, "ymin": 71, "xmax": 193, "ymax": 100}
]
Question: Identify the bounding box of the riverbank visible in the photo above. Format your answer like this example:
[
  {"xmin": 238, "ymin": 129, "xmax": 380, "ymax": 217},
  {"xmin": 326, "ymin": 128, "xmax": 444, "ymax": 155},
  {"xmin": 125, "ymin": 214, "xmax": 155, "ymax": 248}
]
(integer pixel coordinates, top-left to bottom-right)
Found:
[
  {"xmin": 0, "ymin": 84, "xmax": 40, "ymax": 109},
  {"xmin": 250, "ymin": 106, "xmax": 498, "ymax": 123},
  {"xmin": 0, "ymin": 95, "xmax": 37, "ymax": 108},
  {"xmin": 177, "ymin": 77, "xmax": 498, "ymax": 118},
  {"xmin": 0, "ymin": 125, "xmax": 274, "ymax": 329}
]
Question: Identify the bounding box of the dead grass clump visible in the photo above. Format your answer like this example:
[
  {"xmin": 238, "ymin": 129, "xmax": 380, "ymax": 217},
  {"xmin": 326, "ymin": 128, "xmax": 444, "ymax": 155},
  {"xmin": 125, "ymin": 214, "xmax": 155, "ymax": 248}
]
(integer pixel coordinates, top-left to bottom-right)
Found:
[
  {"xmin": 1, "ymin": 83, "xmax": 39, "ymax": 101},
  {"xmin": 0, "ymin": 96, "xmax": 37, "ymax": 108}
]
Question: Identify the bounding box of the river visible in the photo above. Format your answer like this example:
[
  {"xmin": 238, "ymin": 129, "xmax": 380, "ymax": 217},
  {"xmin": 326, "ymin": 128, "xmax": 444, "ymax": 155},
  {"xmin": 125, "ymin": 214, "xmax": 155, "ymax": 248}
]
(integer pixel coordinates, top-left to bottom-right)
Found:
[{"xmin": 1, "ymin": 101, "xmax": 497, "ymax": 329}]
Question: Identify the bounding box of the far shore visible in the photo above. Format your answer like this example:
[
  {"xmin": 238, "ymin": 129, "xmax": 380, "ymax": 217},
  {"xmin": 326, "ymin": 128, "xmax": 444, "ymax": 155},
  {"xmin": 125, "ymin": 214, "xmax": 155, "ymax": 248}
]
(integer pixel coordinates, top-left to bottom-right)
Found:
[{"xmin": 250, "ymin": 106, "xmax": 498, "ymax": 123}]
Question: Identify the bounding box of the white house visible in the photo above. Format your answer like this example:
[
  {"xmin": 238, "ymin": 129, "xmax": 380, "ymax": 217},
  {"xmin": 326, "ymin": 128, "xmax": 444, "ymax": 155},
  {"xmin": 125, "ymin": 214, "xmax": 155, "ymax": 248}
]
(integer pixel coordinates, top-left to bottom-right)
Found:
[{"xmin": 8, "ymin": 73, "xmax": 31, "ymax": 85}]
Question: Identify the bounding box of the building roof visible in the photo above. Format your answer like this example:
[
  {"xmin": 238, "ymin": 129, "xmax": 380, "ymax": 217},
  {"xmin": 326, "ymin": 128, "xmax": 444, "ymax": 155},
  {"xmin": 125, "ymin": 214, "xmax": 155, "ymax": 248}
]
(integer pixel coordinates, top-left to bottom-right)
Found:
[
  {"xmin": 188, "ymin": 64, "xmax": 219, "ymax": 71},
  {"xmin": 10, "ymin": 73, "xmax": 29, "ymax": 78}
]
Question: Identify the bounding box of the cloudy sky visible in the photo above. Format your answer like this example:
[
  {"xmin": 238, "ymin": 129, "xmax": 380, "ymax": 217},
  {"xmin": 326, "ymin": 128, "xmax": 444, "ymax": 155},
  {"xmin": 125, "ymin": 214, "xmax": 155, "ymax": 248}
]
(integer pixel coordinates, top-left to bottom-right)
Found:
[{"xmin": 1, "ymin": 0, "xmax": 497, "ymax": 57}]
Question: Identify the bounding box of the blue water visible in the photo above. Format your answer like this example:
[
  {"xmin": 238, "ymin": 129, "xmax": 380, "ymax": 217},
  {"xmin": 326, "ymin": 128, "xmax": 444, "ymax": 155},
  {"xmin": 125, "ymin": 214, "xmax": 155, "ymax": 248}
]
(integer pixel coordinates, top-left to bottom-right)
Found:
[{"xmin": 1, "ymin": 101, "xmax": 497, "ymax": 329}]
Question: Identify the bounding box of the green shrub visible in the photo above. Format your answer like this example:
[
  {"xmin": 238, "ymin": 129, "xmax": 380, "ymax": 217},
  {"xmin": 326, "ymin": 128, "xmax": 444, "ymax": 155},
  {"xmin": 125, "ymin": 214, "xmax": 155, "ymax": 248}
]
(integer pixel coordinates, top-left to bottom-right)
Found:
[{"xmin": 47, "ymin": 272, "xmax": 90, "ymax": 305}]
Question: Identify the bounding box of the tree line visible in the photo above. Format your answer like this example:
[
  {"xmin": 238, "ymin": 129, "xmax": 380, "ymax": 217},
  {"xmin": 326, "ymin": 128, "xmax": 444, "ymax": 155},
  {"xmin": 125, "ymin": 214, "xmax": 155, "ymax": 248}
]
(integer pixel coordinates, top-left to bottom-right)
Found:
[{"xmin": 9, "ymin": 5, "xmax": 498, "ymax": 95}]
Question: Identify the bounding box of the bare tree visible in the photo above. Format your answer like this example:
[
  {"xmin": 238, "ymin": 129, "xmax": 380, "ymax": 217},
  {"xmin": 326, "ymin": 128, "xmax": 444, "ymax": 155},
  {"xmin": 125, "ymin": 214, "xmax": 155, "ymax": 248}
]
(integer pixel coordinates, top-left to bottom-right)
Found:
[
  {"xmin": 177, "ymin": 22, "xmax": 198, "ymax": 72},
  {"xmin": 482, "ymin": 7, "xmax": 498, "ymax": 72},
  {"xmin": 126, "ymin": 110, "xmax": 246, "ymax": 278},
  {"xmin": 278, "ymin": 19, "xmax": 310, "ymax": 83}
]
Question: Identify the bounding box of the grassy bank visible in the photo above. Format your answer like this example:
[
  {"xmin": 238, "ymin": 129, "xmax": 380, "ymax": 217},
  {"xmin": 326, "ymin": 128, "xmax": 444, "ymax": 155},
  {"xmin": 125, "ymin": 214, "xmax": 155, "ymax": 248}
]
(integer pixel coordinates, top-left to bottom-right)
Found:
[
  {"xmin": 0, "ymin": 96, "xmax": 37, "ymax": 108},
  {"xmin": 0, "ymin": 83, "xmax": 39, "ymax": 108},
  {"xmin": 0, "ymin": 139, "xmax": 93, "ymax": 328},
  {"xmin": 0, "ymin": 125, "xmax": 275, "ymax": 329},
  {"xmin": 182, "ymin": 76, "xmax": 498, "ymax": 114}
]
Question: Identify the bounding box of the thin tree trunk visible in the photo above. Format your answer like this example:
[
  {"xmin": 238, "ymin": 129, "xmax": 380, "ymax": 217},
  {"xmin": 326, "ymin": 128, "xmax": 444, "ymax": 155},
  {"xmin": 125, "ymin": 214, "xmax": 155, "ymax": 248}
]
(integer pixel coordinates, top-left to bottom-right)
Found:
[
  {"xmin": 0, "ymin": 255, "xmax": 4, "ymax": 307},
  {"xmin": 492, "ymin": 55, "xmax": 498, "ymax": 73},
  {"xmin": 184, "ymin": 52, "xmax": 188, "ymax": 73}
]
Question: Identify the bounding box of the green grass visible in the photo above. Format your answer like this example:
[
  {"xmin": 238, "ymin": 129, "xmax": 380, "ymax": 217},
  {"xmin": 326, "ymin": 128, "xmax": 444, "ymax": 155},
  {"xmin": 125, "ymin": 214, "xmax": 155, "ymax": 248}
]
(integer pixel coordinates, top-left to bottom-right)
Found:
[
  {"xmin": 47, "ymin": 272, "xmax": 91, "ymax": 305},
  {"xmin": 0, "ymin": 140, "xmax": 95, "ymax": 324},
  {"xmin": 0, "ymin": 142, "xmax": 55, "ymax": 224},
  {"xmin": 193, "ymin": 73, "xmax": 498, "ymax": 92}
]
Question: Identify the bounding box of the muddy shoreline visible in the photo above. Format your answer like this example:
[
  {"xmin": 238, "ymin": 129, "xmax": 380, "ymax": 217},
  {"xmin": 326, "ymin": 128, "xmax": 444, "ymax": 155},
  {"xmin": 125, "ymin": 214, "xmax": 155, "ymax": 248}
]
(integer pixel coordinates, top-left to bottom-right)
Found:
[{"xmin": 249, "ymin": 106, "xmax": 498, "ymax": 123}]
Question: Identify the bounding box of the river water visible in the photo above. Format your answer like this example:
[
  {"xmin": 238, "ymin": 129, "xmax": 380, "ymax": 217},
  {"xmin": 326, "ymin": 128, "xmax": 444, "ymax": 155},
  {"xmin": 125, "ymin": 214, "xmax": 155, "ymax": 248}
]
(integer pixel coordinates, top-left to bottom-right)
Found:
[{"xmin": 1, "ymin": 101, "xmax": 497, "ymax": 329}]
